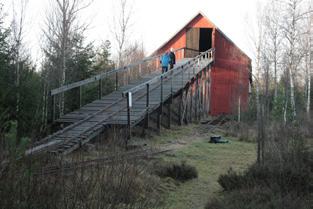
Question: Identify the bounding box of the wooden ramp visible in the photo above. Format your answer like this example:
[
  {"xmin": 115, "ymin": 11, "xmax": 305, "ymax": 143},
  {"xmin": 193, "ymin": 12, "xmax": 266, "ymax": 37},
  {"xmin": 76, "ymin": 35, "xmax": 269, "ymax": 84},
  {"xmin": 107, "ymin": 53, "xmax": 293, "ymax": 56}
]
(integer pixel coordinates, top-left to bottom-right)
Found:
[{"xmin": 26, "ymin": 49, "xmax": 214, "ymax": 156}]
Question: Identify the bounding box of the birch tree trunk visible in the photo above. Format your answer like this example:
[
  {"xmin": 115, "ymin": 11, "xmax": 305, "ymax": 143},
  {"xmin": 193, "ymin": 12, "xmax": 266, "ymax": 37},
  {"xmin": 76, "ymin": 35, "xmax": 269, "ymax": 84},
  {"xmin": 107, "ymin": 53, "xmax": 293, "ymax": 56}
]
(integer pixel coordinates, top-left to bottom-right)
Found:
[
  {"xmin": 289, "ymin": 64, "xmax": 297, "ymax": 119},
  {"xmin": 306, "ymin": 61, "xmax": 311, "ymax": 119},
  {"xmin": 306, "ymin": 15, "xmax": 313, "ymax": 120},
  {"xmin": 11, "ymin": 0, "xmax": 28, "ymax": 143},
  {"xmin": 112, "ymin": 0, "xmax": 133, "ymax": 68},
  {"xmin": 43, "ymin": 0, "xmax": 91, "ymax": 117}
]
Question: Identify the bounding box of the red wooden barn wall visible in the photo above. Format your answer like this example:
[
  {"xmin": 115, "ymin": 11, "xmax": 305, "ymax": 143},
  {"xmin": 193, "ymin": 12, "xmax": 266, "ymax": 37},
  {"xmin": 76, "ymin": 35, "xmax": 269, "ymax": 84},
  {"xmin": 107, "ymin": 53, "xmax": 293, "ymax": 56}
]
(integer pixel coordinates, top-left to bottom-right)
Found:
[
  {"xmin": 154, "ymin": 13, "xmax": 251, "ymax": 116},
  {"xmin": 210, "ymin": 30, "xmax": 251, "ymax": 115}
]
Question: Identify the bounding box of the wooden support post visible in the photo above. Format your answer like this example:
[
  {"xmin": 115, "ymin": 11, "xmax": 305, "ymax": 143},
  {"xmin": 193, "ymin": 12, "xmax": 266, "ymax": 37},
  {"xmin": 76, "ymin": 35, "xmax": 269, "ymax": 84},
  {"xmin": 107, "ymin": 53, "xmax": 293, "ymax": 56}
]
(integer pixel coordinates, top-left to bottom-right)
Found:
[
  {"xmin": 145, "ymin": 83, "xmax": 150, "ymax": 129},
  {"xmin": 157, "ymin": 107, "xmax": 161, "ymax": 131},
  {"xmin": 198, "ymin": 76, "xmax": 201, "ymax": 120},
  {"xmin": 201, "ymin": 72, "xmax": 205, "ymax": 116},
  {"xmin": 79, "ymin": 86, "xmax": 82, "ymax": 108},
  {"xmin": 179, "ymin": 92, "xmax": 183, "ymax": 126},
  {"xmin": 203, "ymin": 68, "xmax": 207, "ymax": 114},
  {"xmin": 208, "ymin": 66, "xmax": 211, "ymax": 114},
  {"xmin": 193, "ymin": 64, "xmax": 196, "ymax": 75},
  {"xmin": 127, "ymin": 92, "xmax": 131, "ymax": 142},
  {"xmin": 238, "ymin": 96, "xmax": 241, "ymax": 122},
  {"xmin": 195, "ymin": 76, "xmax": 198, "ymax": 122},
  {"xmin": 190, "ymin": 83, "xmax": 193, "ymax": 123},
  {"xmin": 98, "ymin": 79, "xmax": 102, "ymax": 99},
  {"xmin": 199, "ymin": 72, "xmax": 202, "ymax": 117},
  {"xmin": 167, "ymin": 102, "xmax": 171, "ymax": 129},
  {"xmin": 184, "ymin": 90, "xmax": 188, "ymax": 125}
]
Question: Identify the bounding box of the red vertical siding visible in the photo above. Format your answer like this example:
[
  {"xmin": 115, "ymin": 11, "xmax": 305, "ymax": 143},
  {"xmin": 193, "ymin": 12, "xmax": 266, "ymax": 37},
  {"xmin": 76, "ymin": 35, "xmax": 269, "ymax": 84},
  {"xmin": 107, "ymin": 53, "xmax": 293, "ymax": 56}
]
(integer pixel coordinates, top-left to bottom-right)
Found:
[
  {"xmin": 153, "ymin": 13, "xmax": 251, "ymax": 116},
  {"xmin": 156, "ymin": 14, "xmax": 215, "ymax": 61},
  {"xmin": 210, "ymin": 30, "xmax": 250, "ymax": 115}
]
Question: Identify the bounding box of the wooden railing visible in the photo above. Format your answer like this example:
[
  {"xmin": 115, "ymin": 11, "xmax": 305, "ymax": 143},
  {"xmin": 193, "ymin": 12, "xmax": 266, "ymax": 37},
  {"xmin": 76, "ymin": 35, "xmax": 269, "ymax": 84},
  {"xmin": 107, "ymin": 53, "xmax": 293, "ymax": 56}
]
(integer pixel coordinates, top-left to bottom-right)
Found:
[
  {"xmin": 122, "ymin": 48, "xmax": 215, "ymax": 139},
  {"xmin": 50, "ymin": 48, "xmax": 186, "ymax": 122}
]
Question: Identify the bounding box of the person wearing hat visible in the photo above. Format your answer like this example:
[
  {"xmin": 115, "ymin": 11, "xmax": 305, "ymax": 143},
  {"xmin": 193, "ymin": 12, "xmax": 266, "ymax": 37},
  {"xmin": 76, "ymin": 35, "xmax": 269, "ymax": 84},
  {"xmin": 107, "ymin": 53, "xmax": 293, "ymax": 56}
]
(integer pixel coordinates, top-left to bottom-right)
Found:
[{"xmin": 169, "ymin": 48, "xmax": 176, "ymax": 70}]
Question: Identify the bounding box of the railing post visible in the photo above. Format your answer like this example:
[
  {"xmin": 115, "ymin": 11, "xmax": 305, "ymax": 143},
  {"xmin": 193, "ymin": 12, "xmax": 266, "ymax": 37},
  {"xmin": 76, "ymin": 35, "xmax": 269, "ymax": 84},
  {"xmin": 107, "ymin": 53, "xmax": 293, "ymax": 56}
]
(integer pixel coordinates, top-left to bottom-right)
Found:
[
  {"xmin": 98, "ymin": 79, "xmax": 102, "ymax": 99},
  {"xmin": 79, "ymin": 86, "xmax": 82, "ymax": 108},
  {"xmin": 145, "ymin": 83, "xmax": 150, "ymax": 129},
  {"xmin": 139, "ymin": 63, "xmax": 142, "ymax": 77},
  {"xmin": 181, "ymin": 66, "xmax": 184, "ymax": 87},
  {"xmin": 115, "ymin": 71, "xmax": 118, "ymax": 90},
  {"xmin": 171, "ymin": 73, "xmax": 174, "ymax": 96},
  {"xmin": 51, "ymin": 94, "xmax": 55, "ymax": 123},
  {"xmin": 127, "ymin": 67, "xmax": 130, "ymax": 84},
  {"xmin": 127, "ymin": 92, "xmax": 131, "ymax": 142},
  {"xmin": 157, "ymin": 76, "xmax": 163, "ymax": 132},
  {"xmin": 168, "ymin": 76, "xmax": 173, "ymax": 129},
  {"xmin": 161, "ymin": 76, "xmax": 163, "ymax": 108}
]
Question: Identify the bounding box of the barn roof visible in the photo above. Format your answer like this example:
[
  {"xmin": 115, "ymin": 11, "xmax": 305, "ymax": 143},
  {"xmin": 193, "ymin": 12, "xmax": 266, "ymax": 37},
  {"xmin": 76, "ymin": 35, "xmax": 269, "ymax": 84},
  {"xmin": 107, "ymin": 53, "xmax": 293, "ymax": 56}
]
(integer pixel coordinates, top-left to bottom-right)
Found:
[{"xmin": 152, "ymin": 11, "xmax": 250, "ymax": 61}]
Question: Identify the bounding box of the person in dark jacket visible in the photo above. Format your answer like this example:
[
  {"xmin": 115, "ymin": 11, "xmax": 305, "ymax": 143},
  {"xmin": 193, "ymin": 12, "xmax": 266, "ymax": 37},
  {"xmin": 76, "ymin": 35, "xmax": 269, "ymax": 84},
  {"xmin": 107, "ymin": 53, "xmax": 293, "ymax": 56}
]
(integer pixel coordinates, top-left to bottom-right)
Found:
[
  {"xmin": 160, "ymin": 52, "xmax": 170, "ymax": 74},
  {"xmin": 169, "ymin": 48, "xmax": 176, "ymax": 69}
]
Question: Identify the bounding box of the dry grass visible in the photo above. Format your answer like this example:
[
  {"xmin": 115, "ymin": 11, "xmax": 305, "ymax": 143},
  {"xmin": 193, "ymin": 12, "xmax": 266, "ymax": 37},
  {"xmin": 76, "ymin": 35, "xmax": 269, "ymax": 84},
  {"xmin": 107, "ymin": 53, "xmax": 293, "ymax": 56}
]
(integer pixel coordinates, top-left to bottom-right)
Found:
[{"xmin": 149, "ymin": 123, "xmax": 256, "ymax": 209}]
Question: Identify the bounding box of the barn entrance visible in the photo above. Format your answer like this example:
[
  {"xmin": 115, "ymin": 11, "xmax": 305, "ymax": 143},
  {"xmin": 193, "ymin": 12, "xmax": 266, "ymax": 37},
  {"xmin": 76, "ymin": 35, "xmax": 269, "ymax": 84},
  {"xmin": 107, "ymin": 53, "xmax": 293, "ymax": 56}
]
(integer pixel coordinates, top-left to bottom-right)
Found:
[
  {"xmin": 186, "ymin": 28, "xmax": 212, "ymax": 58},
  {"xmin": 199, "ymin": 28, "xmax": 212, "ymax": 52}
]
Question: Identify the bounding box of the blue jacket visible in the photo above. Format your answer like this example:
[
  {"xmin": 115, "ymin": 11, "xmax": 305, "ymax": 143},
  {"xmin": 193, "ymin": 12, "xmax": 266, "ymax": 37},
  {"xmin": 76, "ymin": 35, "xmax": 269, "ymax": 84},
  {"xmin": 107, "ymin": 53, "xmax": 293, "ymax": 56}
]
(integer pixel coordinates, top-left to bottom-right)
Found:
[{"xmin": 160, "ymin": 53, "xmax": 170, "ymax": 67}]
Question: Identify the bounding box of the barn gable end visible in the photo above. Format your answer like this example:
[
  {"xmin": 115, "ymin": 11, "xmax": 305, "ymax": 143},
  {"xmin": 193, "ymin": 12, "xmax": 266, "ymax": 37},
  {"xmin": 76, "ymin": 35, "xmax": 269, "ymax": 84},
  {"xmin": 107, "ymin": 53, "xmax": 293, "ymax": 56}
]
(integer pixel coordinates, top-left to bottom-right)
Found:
[{"xmin": 154, "ymin": 12, "xmax": 252, "ymax": 116}]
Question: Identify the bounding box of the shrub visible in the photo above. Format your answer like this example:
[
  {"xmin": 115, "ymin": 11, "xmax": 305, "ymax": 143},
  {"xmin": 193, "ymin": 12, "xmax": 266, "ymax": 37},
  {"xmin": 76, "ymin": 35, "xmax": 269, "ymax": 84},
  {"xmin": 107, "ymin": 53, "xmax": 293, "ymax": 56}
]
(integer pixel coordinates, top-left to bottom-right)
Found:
[
  {"xmin": 205, "ymin": 187, "xmax": 313, "ymax": 209},
  {"xmin": 218, "ymin": 155, "xmax": 313, "ymax": 194},
  {"xmin": 207, "ymin": 124, "xmax": 313, "ymax": 209},
  {"xmin": 218, "ymin": 168, "xmax": 246, "ymax": 191},
  {"xmin": 0, "ymin": 155, "xmax": 162, "ymax": 209},
  {"xmin": 154, "ymin": 161, "xmax": 198, "ymax": 182}
]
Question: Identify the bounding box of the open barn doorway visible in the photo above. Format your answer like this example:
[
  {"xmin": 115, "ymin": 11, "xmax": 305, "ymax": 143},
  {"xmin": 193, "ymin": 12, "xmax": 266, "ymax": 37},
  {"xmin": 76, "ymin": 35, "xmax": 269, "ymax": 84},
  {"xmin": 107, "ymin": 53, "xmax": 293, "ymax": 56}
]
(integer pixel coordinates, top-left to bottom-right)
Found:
[
  {"xmin": 186, "ymin": 28, "xmax": 212, "ymax": 57},
  {"xmin": 199, "ymin": 28, "xmax": 212, "ymax": 52}
]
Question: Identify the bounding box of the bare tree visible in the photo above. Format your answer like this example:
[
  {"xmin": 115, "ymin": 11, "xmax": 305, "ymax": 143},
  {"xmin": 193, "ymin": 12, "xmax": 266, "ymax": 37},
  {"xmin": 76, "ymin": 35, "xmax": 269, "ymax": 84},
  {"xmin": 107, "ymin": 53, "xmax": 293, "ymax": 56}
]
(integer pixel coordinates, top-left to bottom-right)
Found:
[
  {"xmin": 42, "ymin": 0, "xmax": 92, "ymax": 116},
  {"xmin": 280, "ymin": 0, "xmax": 311, "ymax": 120},
  {"xmin": 111, "ymin": 0, "xmax": 133, "ymax": 67},
  {"xmin": 245, "ymin": 2, "xmax": 266, "ymax": 163},
  {"xmin": 264, "ymin": 0, "xmax": 283, "ymax": 100},
  {"xmin": 10, "ymin": 0, "xmax": 28, "ymax": 143},
  {"xmin": 123, "ymin": 41, "xmax": 145, "ymax": 65},
  {"xmin": 303, "ymin": 12, "xmax": 313, "ymax": 119}
]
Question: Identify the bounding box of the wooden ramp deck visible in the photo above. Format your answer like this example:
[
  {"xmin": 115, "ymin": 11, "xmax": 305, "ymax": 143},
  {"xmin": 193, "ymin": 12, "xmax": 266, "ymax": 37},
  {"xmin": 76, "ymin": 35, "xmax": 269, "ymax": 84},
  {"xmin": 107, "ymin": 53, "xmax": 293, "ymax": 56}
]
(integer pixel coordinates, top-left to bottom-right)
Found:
[{"xmin": 26, "ymin": 50, "xmax": 214, "ymax": 156}]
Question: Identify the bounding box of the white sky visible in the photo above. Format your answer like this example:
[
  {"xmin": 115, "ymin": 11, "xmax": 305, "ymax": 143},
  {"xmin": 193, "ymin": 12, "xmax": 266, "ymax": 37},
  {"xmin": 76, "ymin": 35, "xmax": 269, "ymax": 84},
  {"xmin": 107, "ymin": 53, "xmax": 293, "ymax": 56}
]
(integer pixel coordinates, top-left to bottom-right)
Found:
[{"xmin": 4, "ymin": 0, "xmax": 260, "ymax": 63}]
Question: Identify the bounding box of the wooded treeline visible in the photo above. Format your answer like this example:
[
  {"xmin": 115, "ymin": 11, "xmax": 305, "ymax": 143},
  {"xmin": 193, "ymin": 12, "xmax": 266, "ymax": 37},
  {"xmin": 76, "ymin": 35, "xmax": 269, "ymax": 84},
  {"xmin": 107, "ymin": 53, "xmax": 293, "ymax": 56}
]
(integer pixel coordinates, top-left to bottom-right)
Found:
[
  {"xmin": 205, "ymin": 1, "xmax": 313, "ymax": 208},
  {"xmin": 0, "ymin": 0, "xmax": 143, "ymax": 156},
  {"xmin": 251, "ymin": 0, "xmax": 313, "ymax": 122},
  {"xmin": 244, "ymin": 0, "xmax": 313, "ymax": 164}
]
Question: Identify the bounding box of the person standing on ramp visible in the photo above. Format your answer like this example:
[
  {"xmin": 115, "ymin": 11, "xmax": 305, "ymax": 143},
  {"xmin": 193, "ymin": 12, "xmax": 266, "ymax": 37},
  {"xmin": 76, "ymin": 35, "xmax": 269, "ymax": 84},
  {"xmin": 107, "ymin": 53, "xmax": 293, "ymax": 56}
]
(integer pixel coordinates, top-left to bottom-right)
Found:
[
  {"xmin": 160, "ymin": 51, "xmax": 171, "ymax": 74},
  {"xmin": 169, "ymin": 48, "xmax": 176, "ymax": 70}
]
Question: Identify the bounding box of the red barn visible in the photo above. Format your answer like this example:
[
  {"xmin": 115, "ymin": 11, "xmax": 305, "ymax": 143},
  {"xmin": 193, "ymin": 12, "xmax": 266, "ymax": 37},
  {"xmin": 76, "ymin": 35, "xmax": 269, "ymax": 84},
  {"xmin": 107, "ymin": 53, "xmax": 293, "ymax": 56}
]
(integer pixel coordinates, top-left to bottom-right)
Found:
[{"xmin": 153, "ymin": 12, "xmax": 252, "ymax": 116}]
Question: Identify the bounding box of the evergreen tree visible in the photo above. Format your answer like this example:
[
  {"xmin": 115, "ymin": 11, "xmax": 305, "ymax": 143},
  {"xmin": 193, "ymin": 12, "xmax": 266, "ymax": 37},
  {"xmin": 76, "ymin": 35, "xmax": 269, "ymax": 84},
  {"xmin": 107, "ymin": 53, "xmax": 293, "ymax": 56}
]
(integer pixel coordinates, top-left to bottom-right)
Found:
[{"xmin": 0, "ymin": 3, "xmax": 13, "ymax": 145}]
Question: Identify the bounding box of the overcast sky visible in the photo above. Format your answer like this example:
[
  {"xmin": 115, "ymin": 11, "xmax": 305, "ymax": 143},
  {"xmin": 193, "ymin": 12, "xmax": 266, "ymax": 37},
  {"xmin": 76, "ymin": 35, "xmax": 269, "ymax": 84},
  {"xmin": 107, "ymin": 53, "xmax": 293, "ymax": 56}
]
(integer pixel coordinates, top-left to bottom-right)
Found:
[{"xmin": 4, "ymin": 0, "xmax": 260, "ymax": 63}]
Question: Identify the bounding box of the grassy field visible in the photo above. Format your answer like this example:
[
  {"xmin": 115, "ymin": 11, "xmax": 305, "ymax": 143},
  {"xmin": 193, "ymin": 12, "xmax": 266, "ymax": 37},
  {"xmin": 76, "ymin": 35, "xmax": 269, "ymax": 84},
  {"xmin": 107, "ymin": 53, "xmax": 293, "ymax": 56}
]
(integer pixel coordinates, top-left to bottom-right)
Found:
[{"xmin": 150, "ymin": 124, "xmax": 256, "ymax": 209}]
